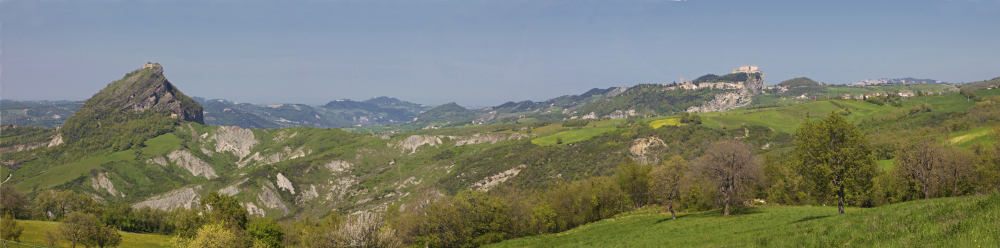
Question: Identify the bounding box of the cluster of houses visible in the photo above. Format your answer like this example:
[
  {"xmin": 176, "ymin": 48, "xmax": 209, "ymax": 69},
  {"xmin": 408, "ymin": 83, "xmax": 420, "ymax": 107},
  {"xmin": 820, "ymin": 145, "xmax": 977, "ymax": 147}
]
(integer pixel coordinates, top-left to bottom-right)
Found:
[{"xmin": 841, "ymin": 91, "xmax": 916, "ymax": 100}]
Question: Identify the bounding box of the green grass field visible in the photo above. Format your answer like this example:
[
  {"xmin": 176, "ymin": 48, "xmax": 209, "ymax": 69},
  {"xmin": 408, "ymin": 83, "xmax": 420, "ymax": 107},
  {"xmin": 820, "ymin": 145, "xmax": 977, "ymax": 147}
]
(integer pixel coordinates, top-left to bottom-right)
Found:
[
  {"xmin": 11, "ymin": 133, "xmax": 186, "ymax": 193},
  {"xmin": 975, "ymin": 88, "xmax": 1000, "ymax": 97},
  {"xmin": 489, "ymin": 194, "xmax": 1000, "ymax": 248},
  {"xmin": 532, "ymin": 126, "xmax": 618, "ymax": 146},
  {"xmin": 2, "ymin": 220, "xmax": 172, "ymax": 248},
  {"xmin": 878, "ymin": 159, "xmax": 895, "ymax": 172},
  {"xmin": 948, "ymin": 127, "xmax": 995, "ymax": 148}
]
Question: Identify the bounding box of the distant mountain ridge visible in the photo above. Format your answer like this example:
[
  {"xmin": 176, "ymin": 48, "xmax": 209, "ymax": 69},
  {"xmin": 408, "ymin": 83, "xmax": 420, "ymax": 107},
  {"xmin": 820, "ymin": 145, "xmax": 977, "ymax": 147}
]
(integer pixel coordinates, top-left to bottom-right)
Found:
[{"xmin": 852, "ymin": 77, "xmax": 947, "ymax": 86}]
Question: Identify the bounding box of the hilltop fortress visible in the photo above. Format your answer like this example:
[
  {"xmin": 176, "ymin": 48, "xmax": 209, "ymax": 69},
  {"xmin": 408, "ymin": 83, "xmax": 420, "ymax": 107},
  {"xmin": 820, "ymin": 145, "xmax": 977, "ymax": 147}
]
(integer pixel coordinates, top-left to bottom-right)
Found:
[{"xmin": 684, "ymin": 66, "xmax": 766, "ymax": 113}]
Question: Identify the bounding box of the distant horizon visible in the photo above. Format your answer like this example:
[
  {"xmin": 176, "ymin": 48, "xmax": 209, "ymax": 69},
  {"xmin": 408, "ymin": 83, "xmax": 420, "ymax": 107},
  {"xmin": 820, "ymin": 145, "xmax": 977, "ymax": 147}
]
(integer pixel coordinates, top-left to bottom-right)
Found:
[
  {"xmin": 0, "ymin": 74, "xmax": 975, "ymax": 108},
  {"xmin": 4, "ymin": 0, "xmax": 998, "ymax": 106}
]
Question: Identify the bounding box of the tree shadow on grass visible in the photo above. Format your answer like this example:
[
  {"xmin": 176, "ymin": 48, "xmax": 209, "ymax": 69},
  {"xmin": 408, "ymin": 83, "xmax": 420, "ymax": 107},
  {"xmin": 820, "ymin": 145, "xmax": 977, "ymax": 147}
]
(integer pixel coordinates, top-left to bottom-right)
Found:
[{"xmin": 792, "ymin": 215, "xmax": 831, "ymax": 223}]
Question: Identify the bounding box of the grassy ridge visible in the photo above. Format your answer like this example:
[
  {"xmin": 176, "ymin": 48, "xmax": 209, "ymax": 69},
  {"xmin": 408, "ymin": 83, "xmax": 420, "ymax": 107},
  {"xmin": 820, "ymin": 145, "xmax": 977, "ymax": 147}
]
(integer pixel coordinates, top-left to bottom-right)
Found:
[
  {"xmin": 2, "ymin": 220, "xmax": 172, "ymax": 248},
  {"xmin": 489, "ymin": 194, "xmax": 1000, "ymax": 248}
]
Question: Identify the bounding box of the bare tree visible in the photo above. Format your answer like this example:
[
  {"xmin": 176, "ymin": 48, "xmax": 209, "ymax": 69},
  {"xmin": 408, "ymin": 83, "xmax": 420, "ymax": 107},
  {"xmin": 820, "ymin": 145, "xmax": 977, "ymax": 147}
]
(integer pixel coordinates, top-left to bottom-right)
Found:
[
  {"xmin": 694, "ymin": 139, "xmax": 763, "ymax": 216},
  {"xmin": 332, "ymin": 212, "xmax": 400, "ymax": 248},
  {"xmin": 650, "ymin": 155, "xmax": 689, "ymax": 219},
  {"xmin": 941, "ymin": 146, "xmax": 974, "ymax": 196},
  {"xmin": 896, "ymin": 137, "xmax": 945, "ymax": 199}
]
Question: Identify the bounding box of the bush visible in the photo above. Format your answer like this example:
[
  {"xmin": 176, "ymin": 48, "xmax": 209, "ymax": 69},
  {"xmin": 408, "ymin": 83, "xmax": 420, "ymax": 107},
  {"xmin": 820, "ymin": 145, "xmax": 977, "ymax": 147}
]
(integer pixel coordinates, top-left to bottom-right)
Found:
[{"xmin": 1, "ymin": 213, "xmax": 24, "ymax": 242}]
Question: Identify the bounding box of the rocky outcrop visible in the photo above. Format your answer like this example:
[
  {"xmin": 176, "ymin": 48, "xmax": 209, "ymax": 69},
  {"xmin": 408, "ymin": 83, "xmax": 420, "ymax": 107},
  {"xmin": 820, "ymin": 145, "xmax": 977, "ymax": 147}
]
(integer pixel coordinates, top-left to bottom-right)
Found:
[
  {"xmin": 471, "ymin": 164, "xmax": 526, "ymax": 192},
  {"xmin": 258, "ymin": 185, "xmax": 290, "ymax": 216},
  {"xmin": 213, "ymin": 126, "xmax": 257, "ymax": 159},
  {"xmin": 0, "ymin": 142, "xmax": 47, "ymax": 154},
  {"xmin": 133, "ymin": 187, "xmax": 201, "ymax": 211},
  {"xmin": 608, "ymin": 109, "xmax": 637, "ymax": 119},
  {"xmin": 47, "ymin": 133, "xmax": 64, "ymax": 147},
  {"xmin": 147, "ymin": 156, "xmax": 168, "ymax": 166},
  {"xmin": 237, "ymin": 146, "xmax": 310, "ymax": 168},
  {"xmin": 391, "ymin": 135, "xmax": 442, "ymax": 154},
  {"xmin": 245, "ymin": 202, "xmax": 266, "ymax": 217},
  {"xmin": 219, "ymin": 179, "xmax": 248, "ymax": 196},
  {"xmin": 298, "ymin": 184, "xmax": 319, "ymax": 202},
  {"xmin": 606, "ymin": 86, "xmax": 628, "ymax": 97},
  {"xmin": 276, "ymin": 173, "xmax": 295, "ymax": 194},
  {"xmin": 91, "ymin": 172, "xmax": 120, "ymax": 197},
  {"xmin": 582, "ymin": 112, "xmax": 598, "ymax": 120},
  {"xmin": 685, "ymin": 91, "xmax": 752, "ymax": 113},
  {"xmin": 324, "ymin": 160, "xmax": 353, "ymax": 173},
  {"xmin": 686, "ymin": 72, "xmax": 765, "ymax": 113},
  {"xmin": 325, "ymin": 176, "xmax": 359, "ymax": 204},
  {"xmin": 630, "ymin": 137, "xmax": 667, "ymax": 164},
  {"xmin": 454, "ymin": 133, "xmax": 527, "ymax": 146},
  {"xmin": 474, "ymin": 111, "xmax": 498, "ymax": 123},
  {"xmin": 167, "ymin": 150, "xmax": 217, "ymax": 179}
]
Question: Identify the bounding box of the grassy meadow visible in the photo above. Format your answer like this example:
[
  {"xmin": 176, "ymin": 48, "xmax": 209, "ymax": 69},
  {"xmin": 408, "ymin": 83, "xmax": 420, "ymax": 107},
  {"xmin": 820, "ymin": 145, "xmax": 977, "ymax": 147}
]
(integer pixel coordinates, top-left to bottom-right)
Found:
[
  {"xmin": 1, "ymin": 220, "xmax": 172, "ymax": 248},
  {"xmin": 489, "ymin": 194, "xmax": 1000, "ymax": 248}
]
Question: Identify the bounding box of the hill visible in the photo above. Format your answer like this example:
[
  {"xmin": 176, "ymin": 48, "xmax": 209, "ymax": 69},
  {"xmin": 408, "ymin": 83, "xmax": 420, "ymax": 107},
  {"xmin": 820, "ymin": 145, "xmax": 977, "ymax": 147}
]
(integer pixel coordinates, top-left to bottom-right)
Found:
[
  {"xmin": 0, "ymin": 100, "xmax": 82, "ymax": 128},
  {"xmin": 777, "ymin": 77, "xmax": 820, "ymax": 87},
  {"xmin": 415, "ymin": 102, "xmax": 476, "ymax": 123},
  {"xmin": 489, "ymin": 194, "xmax": 1000, "ymax": 247}
]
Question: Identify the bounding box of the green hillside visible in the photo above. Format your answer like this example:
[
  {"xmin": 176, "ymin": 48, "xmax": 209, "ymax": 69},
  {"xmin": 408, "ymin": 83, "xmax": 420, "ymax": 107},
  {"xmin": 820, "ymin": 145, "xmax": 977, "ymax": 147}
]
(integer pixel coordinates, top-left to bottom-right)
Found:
[{"xmin": 489, "ymin": 194, "xmax": 1000, "ymax": 247}]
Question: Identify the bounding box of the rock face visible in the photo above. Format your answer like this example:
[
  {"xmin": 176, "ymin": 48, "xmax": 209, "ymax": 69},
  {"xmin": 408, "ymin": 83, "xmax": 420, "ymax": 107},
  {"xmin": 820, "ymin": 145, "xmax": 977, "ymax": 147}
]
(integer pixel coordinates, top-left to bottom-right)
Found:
[
  {"xmin": 324, "ymin": 160, "xmax": 353, "ymax": 173},
  {"xmin": 213, "ymin": 126, "xmax": 258, "ymax": 159},
  {"xmin": 391, "ymin": 135, "xmax": 442, "ymax": 153},
  {"xmin": 0, "ymin": 142, "xmax": 47, "ymax": 154},
  {"xmin": 608, "ymin": 109, "xmax": 637, "ymax": 119},
  {"xmin": 276, "ymin": 173, "xmax": 295, "ymax": 194},
  {"xmin": 471, "ymin": 164, "xmax": 526, "ymax": 191},
  {"xmin": 78, "ymin": 64, "xmax": 203, "ymax": 124},
  {"xmin": 687, "ymin": 72, "xmax": 765, "ymax": 113},
  {"xmin": 47, "ymin": 133, "xmax": 64, "ymax": 147},
  {"xmin": 630, "ymin": 137, "xmax": 667, "ymax": 164},
  {"xmin": 258, "ymin": 185, "xmax": 290, "ymax": 216},
  {"xmin": 606, "ymin": 86, "xmax": 628, "ymax": 97},
  {"xmin": 454, "ymin": 133, "xmax": 527, "ymax": 146},
  {"xmin": 90, "ymin": 172, "xmax": 120, "ymax": 197},
  {"xmin": 133, "ymin": 187, "xmax": 201, "ymax": 211},
  {"xmin": 167, "ymin": 150, "xmax": 217, "ymax": 179}
]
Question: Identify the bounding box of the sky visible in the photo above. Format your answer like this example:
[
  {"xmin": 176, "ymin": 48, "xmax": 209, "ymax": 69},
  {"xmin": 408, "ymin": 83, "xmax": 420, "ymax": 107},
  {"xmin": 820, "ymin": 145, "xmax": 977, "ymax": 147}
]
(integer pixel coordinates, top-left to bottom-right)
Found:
[{"xmin": 2, "ymin": 0, "xmax": 999, "ymax": 106}]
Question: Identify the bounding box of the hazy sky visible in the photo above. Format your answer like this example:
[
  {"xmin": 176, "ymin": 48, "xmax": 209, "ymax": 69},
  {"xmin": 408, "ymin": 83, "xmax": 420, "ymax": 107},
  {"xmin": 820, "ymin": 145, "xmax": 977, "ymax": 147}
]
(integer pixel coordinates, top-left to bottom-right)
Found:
[{"xmin": 3, "ymin": 0, "xmax": 999, "ymax": 106}]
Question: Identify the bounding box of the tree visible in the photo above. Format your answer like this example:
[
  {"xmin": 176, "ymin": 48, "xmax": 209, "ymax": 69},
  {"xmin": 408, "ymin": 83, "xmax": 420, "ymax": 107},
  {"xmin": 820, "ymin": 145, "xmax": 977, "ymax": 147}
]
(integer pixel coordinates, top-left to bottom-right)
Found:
[
  {"xmin": 0, "ymin": 185, "xmax": 27, "ymax": 218},
  {"xmin": 200, "ymin": 192, "xmax": 248, "ymax": 229},
  {"xmin": 1, "ymin": 213, "xmax": 24, "ymax": 242},
  {"xmin": 82, "ymin": 224, "xmax": 122, "ymax": 248},
  {"xmin": 941, "ymin": 147, "xmax": 974, "ymax": 196},
  {"xmin": 332, "ymin": 212, "xmax": 400, "ymax": 248},
  {"xmin": 248, "ymin": 217, "xmax": 285, "ymax": 248},
  {"xmin": 186, "ymin": 222, "xmax": 250, "ymax": 248},
  {"xmin": 896, "ymin": 137, "xmax": 945, "ymax": 199},
  {"xmin": 694, "ymin": 139, "xmax": 762, "ymax": 216},
  {"xmin": 59, "ymin": 212, "xmax": 97, "ymax": 248},
  {"xmin": 795, "ymin": 113, "xmax": 878, "ymax": 214},
  {"xmin": 617, "ymin": 158, "xmax": 652, "ymax": 208},
  {"xmin": 649, "ymin": 156, "xmax": 689, "ymax": 219}
]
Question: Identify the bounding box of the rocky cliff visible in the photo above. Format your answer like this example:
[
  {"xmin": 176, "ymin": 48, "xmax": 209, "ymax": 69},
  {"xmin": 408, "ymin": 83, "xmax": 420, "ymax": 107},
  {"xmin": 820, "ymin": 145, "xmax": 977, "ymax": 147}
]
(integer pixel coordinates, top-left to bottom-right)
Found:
[
  {"xmin": 687, "ymin": 72, "xmax": 765, "ymax": 113},
  {"xmin": 79, "ymin": 64, "xmax": 203, "ymax": 124}
]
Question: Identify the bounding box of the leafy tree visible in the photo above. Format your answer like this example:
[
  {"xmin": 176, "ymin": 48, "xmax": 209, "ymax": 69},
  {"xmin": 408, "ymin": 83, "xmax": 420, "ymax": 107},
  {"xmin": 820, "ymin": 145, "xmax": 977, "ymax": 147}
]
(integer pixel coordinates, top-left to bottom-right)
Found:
[
  {"xmin": 59, "ymin": 212, "xmax": 97, "ymax": 248},
  {"xmin": 795, "ymin": 113, "xmax": 878, "ymax": 214},
  {"xmin": 247, "ymin": 217, "xmax": 285, "ymax": 248},
  {"xmin": 617, "ymin": 158, "xmax": 652, "ymax": 208},
  {"xmin": 82, "ymin": 224, "xmax": 122, "ymax": 248},
  {"xmin": 200, "ymin": 192, "xmax": 248, "ymax": 229},
  {"xmin": 185, "ymin": 222, "xmax": 250, "ymax": 248},
  {"xmin": 650, "ymin": 156, "xmax": 689, "ymax": 219},
  {"xmin": 693, "ymin": 139, "xmax": 763, "ymax": 215},
  {"xmin": 0, "ymin": 185, "xmax": 27, "ymax": 217},
  {"xmin": 1, "ymin": 213, "xmax": 24, "ymax": 242}
]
